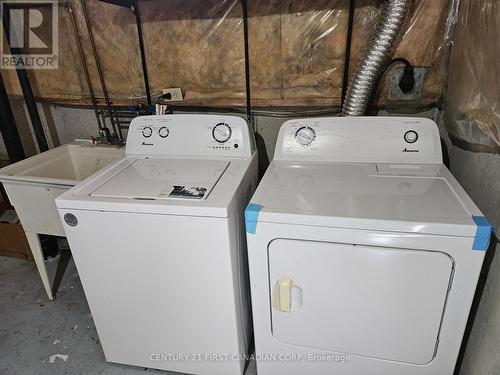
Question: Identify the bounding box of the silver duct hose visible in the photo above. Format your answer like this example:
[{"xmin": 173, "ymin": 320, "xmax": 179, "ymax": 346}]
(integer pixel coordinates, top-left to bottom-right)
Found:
[{"xmin": 342, "ymin": 0, "xmax": 411, "ymax": 116}]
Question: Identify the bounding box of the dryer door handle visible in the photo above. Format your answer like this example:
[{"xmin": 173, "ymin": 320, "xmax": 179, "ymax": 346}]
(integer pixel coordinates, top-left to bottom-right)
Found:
[{"xmin": 272, "ymin": 276, "xmax": 293, "ymax": 312}]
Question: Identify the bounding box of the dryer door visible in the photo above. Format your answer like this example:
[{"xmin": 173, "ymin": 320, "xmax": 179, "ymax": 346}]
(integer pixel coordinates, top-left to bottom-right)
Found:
[{"xmin": 268, "ymin": 239, "xmax": 453, "ymax": 365}]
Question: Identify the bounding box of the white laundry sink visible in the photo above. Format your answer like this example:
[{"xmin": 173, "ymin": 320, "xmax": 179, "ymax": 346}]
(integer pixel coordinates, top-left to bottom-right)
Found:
[
  {"xmin": 0, "ymin": 142, "xmax": 124, "ymax": 235},
  {"xmin": 0, "ymin": 142, "xmax": 124, "ymax": 299}
]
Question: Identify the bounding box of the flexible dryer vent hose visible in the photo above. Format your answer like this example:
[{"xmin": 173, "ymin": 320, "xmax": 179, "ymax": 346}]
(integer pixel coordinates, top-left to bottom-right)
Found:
[{"xmin": 342, "ymin": 0, "xmax": 411, "ymax": 116}]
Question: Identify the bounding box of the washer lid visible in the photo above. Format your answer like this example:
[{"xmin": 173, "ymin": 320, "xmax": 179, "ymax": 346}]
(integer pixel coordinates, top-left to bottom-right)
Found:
[{"xmin": 90, "ymin": 158, "xmax": 229, "ymax": 201}]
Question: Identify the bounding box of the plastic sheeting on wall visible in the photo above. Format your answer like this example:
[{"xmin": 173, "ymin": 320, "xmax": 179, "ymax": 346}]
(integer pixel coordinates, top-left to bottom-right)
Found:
[
  {"xmin": 444, "ymin": 0, "xmax": 500, "ymax": 150},
  {"xmin": 1, "ymin": 0, "xmax": 454, "ymax": 108}
]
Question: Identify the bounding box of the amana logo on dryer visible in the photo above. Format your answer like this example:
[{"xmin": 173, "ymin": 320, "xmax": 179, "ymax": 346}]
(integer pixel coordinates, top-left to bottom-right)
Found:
[{"xmin": 402, "ymin": 148, "xmax": 419, "ymax": 153}]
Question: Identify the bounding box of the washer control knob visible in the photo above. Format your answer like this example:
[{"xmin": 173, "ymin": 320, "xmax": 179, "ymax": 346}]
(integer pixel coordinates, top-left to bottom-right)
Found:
[
  {"xmin": 212, "ymin": 123, "xmax": 232, "ymax": 143},
  {"xmin": 295, "ymin": 126, "xmax": 316, "ymax": 146},
  {"xmin": 404, "ymin": 130, "xmax": 418, "ymax": 144},
  {"xmin": 158, "ymin": 126, "xmax": 169, "ymax": 138},
  {"xmin": 142, "ymin": 126, "xmax": 153, "ymax": 138}
]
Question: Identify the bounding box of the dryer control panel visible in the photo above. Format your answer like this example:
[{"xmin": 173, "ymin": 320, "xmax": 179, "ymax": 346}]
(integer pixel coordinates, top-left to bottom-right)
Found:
[
  {"xmin": 274, "ymin": 117, "xmax": 442, "ymax": 164},
  {"xmin": 126, "ymin": 115, "xmax": 254, "ymax": 158}
]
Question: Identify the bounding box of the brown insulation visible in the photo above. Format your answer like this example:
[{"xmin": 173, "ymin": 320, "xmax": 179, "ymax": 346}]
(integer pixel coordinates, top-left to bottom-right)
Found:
[{"xmin": 1, "ymin": 0, "xmax": 452, "ymax": 108}]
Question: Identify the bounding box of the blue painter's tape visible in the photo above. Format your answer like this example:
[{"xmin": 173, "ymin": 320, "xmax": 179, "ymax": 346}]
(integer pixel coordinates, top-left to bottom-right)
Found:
[
  {"xmin": 472, "ymin": 216, "xmax": 494, "ymax": 251},
  {"xmin": 245, "ymin": 204, "xmax": 263, "ymax": 234}
]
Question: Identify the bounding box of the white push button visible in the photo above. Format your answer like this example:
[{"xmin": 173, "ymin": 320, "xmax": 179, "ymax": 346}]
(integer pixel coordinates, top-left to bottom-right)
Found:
[{"xmin": 404, "ymin": 130, "xmax": 418, "ymax": 143}]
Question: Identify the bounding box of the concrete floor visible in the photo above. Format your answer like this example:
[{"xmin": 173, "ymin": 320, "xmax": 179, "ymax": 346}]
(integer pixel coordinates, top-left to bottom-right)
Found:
[{"xmin": 0, "ymin": 256, "xmax": 256, "ymax": 375}]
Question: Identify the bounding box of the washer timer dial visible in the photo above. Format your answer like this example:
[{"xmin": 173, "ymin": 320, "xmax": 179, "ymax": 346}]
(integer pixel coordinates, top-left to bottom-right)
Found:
[
  {"xmin": 142, "ymin": 126, "xmax": 153, "ymax": 138},
  {"xmin": 212, "ymin": 123, "xmax": 232, "ymax": 143},
  {"xmin": 295, "ymin": 126, "xmax": 316, "ymax": 146},
  {"xmin": 158, "ymin": 126, "xmax": 169, "ymax": 138}
]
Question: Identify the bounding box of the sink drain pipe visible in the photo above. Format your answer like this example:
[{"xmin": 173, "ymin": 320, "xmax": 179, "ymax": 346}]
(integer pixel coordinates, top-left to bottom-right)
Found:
[{"xmin": 342, "ymin": 0, "xmax": 411, "ymax": 116}]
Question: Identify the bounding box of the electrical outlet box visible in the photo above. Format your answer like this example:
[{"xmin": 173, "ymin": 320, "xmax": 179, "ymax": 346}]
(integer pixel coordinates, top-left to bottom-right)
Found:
[
  {"xmin": 161, "ymin": 88, "xmax": 183, "ymax": 101},
  {"xmin": 388, "ymin": 66, "xmax": 427, "ymax": 101}
]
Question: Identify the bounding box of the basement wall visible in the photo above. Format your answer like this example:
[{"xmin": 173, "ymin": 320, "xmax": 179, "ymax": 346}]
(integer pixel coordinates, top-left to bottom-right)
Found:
[
  {"xmin": 2, "ymin": 0, "xmax": 453, "ymax": 108},
  {"xmin": 448, "ymin": 146, "xmax": 500, "ymax": 375}
]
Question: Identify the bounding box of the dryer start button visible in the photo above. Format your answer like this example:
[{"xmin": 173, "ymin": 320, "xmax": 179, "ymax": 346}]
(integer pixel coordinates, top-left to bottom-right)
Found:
[{"xmin": 404, "ymin": 130, "xmax": 418, "ymax": 144}]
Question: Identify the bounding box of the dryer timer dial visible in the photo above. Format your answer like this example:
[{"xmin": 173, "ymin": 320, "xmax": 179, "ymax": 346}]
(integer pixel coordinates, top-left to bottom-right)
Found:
[{"xmin": 295, "ymin": 126, "xmax": 316, "ymax": 146}]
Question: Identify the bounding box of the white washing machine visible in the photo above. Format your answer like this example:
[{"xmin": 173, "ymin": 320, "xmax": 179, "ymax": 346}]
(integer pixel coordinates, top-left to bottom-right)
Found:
[
  {"xmin": 245, "ymin": 117, "xmax": 493, "ymax": 375},
  {"xmin": 55, "ymin": 114, "xmax": 258, "ymax": 375}
]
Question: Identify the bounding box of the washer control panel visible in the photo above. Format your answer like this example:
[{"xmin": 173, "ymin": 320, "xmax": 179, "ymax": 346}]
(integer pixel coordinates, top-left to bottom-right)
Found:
[
  {"xmin": 126, "ymin": 114, "xmax": 253, "ymax": 157},
  {"xmin": 275, "ymin": 117, "xmax": 442, "ymax": 164}
]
